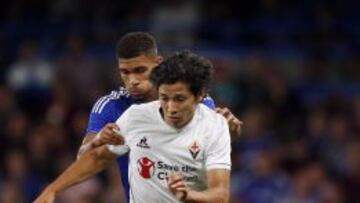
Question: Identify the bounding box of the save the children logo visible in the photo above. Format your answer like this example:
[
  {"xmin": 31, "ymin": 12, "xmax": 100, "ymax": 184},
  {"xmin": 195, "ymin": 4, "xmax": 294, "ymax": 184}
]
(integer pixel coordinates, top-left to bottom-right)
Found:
[
  {"xmin": 137, "ymin": 157, "xmax": 156, "ymax": 179},
  {"xmin": 136, "ymin": 158, "xmax": 199, "ymax": 182}
]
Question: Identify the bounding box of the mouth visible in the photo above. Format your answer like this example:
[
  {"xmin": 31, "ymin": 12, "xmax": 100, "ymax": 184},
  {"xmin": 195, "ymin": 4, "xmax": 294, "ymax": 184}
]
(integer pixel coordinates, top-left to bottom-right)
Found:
[
  {"xmin": 168, "ymin": 116, "xmax": 181, "ymax": 122},
  {"xmin": 129, "ymin": 89, "xmax": 143, "ymax": 97}
]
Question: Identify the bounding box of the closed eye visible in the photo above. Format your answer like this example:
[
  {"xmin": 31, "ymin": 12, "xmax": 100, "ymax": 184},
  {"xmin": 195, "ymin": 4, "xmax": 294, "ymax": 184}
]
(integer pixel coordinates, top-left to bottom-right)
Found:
[
  {"xmin": 133, "ymin": 66, "xmax": 147, "ymax": 74},
  {"xmin": 175, "ymin": 96, "xmax": 186, "ymax": 102},
  {"xmin": 119, "ymin": 69, "xmax": 130, "ymax": 75},
  {"xmin": 159, "ymin": 94, "xmax": 169, "ymax": 101}
]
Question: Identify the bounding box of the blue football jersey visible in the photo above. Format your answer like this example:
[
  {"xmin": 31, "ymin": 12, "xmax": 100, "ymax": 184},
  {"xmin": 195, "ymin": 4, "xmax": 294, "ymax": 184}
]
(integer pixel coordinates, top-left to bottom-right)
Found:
[{"xmin": 86, "ymin": 87, "xmax": 216, "ymax": 202}]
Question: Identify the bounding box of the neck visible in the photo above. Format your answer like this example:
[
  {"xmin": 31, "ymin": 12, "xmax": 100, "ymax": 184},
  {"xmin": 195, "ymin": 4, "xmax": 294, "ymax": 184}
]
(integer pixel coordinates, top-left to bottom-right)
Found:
[
  {"xmin": 137, "ymin": 91, "xmax": 158, "ymax": 103},
  {"xmin": 142, "ymin": 89, "xmax": 158, "ymax": 102}
]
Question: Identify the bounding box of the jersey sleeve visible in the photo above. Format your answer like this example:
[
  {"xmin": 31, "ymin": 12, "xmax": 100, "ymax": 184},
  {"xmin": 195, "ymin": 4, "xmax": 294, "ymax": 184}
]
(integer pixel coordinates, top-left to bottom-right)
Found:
[
  {"xmin": 205, "ymin": 116, "xmax": 232, "ymax": 170},
  {"xmin": 106, "ymin": 106, "xmax": 133, "ymax": 156},
  {"xmin": 86, "ymin": 97, "xmax": 118, "ymax": 134},
  {"xmin": 202, "ymin": 95, "xmax": 216, "ymax": 110}
]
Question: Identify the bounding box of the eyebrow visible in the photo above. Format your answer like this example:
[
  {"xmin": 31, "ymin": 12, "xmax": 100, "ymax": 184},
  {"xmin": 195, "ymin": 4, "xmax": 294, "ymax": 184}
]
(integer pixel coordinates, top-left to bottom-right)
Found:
[
  {"xmin": 119, "ymin": 66, "xmax": 147, "ymax": 70},
  {"xmin": 134, "ymin": 66, "xmax": 147, "ymax": 70}
]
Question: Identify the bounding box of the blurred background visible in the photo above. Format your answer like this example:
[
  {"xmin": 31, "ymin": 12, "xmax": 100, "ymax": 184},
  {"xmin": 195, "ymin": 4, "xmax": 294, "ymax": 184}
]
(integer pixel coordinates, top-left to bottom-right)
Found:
[{"xmin": 0, "ymin": 0, "xmax": 359, "ymax": 202}]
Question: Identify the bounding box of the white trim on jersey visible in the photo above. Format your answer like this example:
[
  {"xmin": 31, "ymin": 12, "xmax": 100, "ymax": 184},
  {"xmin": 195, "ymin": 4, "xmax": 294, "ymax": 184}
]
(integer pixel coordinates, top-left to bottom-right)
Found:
[
  {"xmin": 92, "ymin": 95, "xmax": 104, "ymax": 113},
  {"xmin": 97, "ymin": 91, "xmax": 116, "ymax": 113},
  {"xmin": 91, "ymin": 87, "xmax": 130, "ymax": 114}
]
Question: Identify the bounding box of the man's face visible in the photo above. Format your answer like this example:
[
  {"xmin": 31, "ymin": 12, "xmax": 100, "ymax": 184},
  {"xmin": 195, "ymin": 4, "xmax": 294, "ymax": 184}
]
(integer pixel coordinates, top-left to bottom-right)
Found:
[
  {"xmin": 159, "ymin": 82, "xmax": 202, "ymax": 129},
  {"xmin": 118, "ymin": 55, "xmax": 161, "ymax": 101}
]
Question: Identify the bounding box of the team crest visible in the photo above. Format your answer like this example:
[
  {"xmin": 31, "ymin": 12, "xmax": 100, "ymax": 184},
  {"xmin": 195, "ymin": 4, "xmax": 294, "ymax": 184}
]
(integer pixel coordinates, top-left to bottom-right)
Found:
[{"xmin": 189, "ymin": 141, "xmax": 201, "ymax": 159}]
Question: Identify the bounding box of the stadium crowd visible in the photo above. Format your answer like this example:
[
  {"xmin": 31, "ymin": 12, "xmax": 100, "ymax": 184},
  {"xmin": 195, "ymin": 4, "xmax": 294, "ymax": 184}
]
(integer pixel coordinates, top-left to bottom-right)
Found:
[{"xmin": 0, "ymin": 0, "xmax": 359, "ymax": 202}]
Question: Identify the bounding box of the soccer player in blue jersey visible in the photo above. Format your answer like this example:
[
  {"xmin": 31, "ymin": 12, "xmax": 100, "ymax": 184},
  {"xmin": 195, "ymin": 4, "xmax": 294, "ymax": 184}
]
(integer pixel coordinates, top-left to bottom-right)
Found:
[{"xmin": 77, "ymin": 32, "xmax": 242, "ymax": 202}]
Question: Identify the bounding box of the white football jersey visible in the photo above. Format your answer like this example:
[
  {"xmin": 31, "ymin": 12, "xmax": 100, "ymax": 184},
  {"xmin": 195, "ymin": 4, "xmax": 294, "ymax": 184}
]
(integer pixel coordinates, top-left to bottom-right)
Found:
[{"xmin": 107, "ymin": 101, "xmax": 231, "ymax": 203}]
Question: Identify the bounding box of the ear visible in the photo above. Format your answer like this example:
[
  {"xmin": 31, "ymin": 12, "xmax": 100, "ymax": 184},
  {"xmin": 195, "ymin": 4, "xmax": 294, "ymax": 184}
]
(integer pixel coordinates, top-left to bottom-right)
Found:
[
  {"xmin": 154, "ymin": 56, "xmax": 163, "ymax": 64},
  {"xmin": 196, "ymin": 89, "xmax": 206, "ymax": 102}
]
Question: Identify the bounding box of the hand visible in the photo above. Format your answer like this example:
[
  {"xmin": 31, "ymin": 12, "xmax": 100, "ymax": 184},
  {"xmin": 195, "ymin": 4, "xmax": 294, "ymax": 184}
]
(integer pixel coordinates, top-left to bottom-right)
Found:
[
  {"xmin": 91, "ymin": 123, "xmax": 125, "ymax": 148},
  {"xmin": 216, "ymin": 107, "xmax": 243, "ymax": 140},
  {"xmin": 33, "ymin": 188, "xmax": 56, "ymax": 203},
  {"xmin": 167, "ymin": 172, "xmax": 188, "ymax": 201}
]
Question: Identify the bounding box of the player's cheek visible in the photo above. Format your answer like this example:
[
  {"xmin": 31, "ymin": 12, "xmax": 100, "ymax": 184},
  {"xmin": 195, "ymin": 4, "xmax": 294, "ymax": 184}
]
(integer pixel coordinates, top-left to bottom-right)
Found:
[{"xmin": 121, "ymin": 76, "xmax": 130, "ymax": 85}]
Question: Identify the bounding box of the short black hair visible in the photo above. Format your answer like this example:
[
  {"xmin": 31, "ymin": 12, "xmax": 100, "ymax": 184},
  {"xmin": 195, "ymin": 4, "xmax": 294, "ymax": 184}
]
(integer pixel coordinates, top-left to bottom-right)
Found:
[
  {"xmin": 116, "ymin": 32, "xmax": 157, "ymax": 59},
  {"xmin": 150, "ymin": 50, "xmax": 214, "ymax": 96}
]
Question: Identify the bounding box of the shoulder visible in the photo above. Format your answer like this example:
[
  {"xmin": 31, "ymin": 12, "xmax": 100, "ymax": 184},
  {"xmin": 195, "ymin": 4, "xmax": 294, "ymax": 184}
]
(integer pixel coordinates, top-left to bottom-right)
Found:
[
  {"xmin": 203, "ymin": 94, "xmax": 214, "ymax": 103},
  {"xmin": 125, "ymin": 100, "xmax": 159, "ymax": 115},
  {"xmin": 117, "ymin": 101, "xmax": 160, "ymax": 129},
  {"xmin": 198, "ymin": 104, "xmax": 227, "ymax": 126},
  {"xmin": 201, "ymin": 94, "xmax": 216, "ymax": 110},
  {"xmin": 91, "ymin": 87, "xmax": 131, "ymax": 114}
]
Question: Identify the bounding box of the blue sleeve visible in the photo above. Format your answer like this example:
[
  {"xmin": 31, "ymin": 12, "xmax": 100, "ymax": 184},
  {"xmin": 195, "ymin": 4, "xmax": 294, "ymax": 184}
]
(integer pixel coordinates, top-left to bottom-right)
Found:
[
  {"xmin": 86, "ymin": 94, "xmax": 131, "ymax": 202},
  {"xmin": 202, "ymin": 95, "xmax": 216, "ymax": 110},
  {"xmin": 86, "ymin": 98, "xmax": 118, "ymax": 134}
]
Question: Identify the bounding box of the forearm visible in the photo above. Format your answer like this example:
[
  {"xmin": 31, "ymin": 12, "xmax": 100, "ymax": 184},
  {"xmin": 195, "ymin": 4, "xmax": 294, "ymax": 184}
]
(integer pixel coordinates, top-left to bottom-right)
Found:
[
  {"xmin": 185, "ymin": 169, "xmax": 230, "ymax": 203},
  {"xmin": 229, "ymin": 123, "xmax": 242, "ymax": 141},
  {"xmin": 77, "ymin": 142, "xmax": 94, "ymax": 159},
  {"xmin": 77, "ymin": 133, "xmax": 96, "ymax": 159},
  {"xmin": 186, "ymin": 187, "xmax": 229, "ymax": 203},
  {"xmin": 230, "ymin": 130, "xmax": 240, "ymax": 142},
  {"xmin": 78, "ymin": 126, "xmax": 124, "ymax": 159},
  {"xmin": 47, "ymin": 146, "xmax": 115, "ymax": 194}
]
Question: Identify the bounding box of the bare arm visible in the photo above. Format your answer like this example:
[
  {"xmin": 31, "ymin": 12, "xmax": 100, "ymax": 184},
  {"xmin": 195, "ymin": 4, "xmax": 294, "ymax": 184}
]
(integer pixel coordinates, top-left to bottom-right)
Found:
[
  {"xmin": 105, "ymin": 162, "xmax": 127, "ymax": 203},
  {"xmin": 77, "ymin": 123, "xmax": 124, "ymax": 159},
  {"xmin": 187, "ymin": 169, "xmax": 230, "ymax": 202},
  {"xmin": 33, "ymin": 146, "xmax": 117, "ymax": 203},
  {"xmin": 77, "ymin": 132, "xmax": 96, "ymax": 159},
  {"xmin": 168, "ymin": 169, "xmax": 230, "ymax": 203},
  {"xmin": 216, "ymin": 107, "xmax": 243, "ymax": 141}
]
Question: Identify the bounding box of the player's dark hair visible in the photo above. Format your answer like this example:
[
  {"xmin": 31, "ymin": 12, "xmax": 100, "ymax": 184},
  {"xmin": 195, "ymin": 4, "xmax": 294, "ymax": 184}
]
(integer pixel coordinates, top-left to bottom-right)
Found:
[
  {"xmin": 116, "ymin": 32, "xmax": 157, "ymax": 59},
  {"xmin": 150, "ymin": 50, "xmax": 214, "ymax": 96}
]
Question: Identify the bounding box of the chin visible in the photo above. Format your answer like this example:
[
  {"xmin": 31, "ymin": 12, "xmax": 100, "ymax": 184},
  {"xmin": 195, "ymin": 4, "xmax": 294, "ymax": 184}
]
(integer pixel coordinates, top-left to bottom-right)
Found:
[
  {"xmin": 173, "ymin": 123, "xmax": 185, "ymax": 129},
  {"xmin": 131, "ymin": 94, "xmax": 144, "ymax": 99},
  {"xmin": 130, "ymin": 92, "xmax": 145, "ymax": 99},
  {"xmin": 132, "ymin": 96, "xmax": 146, "ymax": 102}
]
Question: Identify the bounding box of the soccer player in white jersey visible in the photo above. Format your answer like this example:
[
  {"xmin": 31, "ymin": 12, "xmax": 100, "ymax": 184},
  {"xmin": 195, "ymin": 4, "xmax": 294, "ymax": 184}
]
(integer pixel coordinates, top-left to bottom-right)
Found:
[{"xmin": 33, "ymin": 50, "xmax": 231, "ymax": 203}]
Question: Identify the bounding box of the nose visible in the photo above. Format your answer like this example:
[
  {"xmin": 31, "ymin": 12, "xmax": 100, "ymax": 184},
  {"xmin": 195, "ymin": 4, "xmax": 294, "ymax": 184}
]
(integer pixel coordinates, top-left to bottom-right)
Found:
[
  {"xmin": 167, "ymin": 101, "xmax": 178, "ymax": 115},
  {"xmin": 128, "ymin": 74, "xmax": 140, "ymax": 86}
]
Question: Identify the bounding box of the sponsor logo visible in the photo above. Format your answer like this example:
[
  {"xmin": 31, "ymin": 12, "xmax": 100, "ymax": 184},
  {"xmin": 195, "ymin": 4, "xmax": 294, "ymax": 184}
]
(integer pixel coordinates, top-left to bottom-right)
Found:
[
  {"xmin": 136, "ymin": 137, "xmax": 150, "ymax": 148},
  {"xmin": 136, "ymin": 159, "xmax": 199, "ymax": 182},
  {"xmin": 137, "ymin": 157, "xmax": 155, "ymax": 179},
  {"xmin": 189, "ymin": 141, "xmax": 201, "ymax": 159}
]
